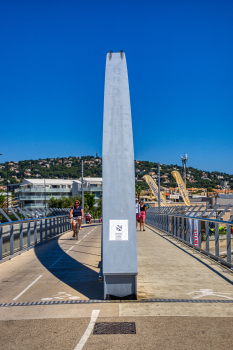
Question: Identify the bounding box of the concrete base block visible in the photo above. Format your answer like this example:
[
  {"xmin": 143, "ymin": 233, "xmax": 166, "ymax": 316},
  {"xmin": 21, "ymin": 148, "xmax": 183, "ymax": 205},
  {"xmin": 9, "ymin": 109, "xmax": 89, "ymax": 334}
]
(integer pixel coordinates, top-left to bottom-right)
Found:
[{"xmin": 104, "ymin": 275, "xmax": 137, "ymax": 299}]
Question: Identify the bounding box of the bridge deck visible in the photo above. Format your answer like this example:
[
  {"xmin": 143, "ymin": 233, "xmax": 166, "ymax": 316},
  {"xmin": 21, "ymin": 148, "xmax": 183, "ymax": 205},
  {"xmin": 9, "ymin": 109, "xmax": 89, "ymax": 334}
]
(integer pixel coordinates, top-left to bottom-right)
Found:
[
  {"xmin": 0, "ymin": 224, "xmax": 103, "ymax": 304},
  {"xmin": 137, "ymin": 224, "xmax": 233, "ymax": 301},
  {"xmin": 1, "ymin": 224, "xmax": 233, "ymax": 349}
]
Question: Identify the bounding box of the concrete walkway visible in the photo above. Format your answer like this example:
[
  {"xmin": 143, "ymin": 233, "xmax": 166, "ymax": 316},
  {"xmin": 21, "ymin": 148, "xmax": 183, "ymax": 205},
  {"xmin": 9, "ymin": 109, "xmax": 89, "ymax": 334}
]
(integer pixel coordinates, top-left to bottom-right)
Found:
[
  {"xmin": 137, "ymin": 224, "xmax": 233, "ymax": 301},
  {"xmin": 0, "ymin": 224, "xmax": 102, "ymax": 304},
  {"xmin": 1, "ymin": 224, "xmax": 233, "ymax": 349}
]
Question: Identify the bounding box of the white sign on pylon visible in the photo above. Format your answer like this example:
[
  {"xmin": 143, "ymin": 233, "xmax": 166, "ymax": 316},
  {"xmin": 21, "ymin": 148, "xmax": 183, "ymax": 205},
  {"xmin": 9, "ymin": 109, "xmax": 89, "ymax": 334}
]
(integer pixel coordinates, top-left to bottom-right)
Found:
[{"xmin": 109, "ymin": 220, "xmax": 128, "ymax": 241}]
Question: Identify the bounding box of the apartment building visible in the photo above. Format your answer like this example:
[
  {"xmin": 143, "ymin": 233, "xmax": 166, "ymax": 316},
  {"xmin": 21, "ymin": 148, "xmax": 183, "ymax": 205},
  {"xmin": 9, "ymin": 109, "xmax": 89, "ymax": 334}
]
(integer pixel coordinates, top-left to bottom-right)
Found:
[
  {"xmin": 19, "ymin": 179, "xmax": 74, "ymax": 208},
  {"xmin": 19, "ymin": 177, "xmax": 102, "ymax": 208},
  {"xmin": 72, "ymin": 177, "xmax": 102, "ymax": 204}
]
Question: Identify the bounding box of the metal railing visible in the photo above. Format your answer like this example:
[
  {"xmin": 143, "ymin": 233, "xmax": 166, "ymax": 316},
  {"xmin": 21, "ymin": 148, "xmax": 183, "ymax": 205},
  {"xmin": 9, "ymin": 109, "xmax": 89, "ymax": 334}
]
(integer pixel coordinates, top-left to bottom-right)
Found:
[
  {"xmin": 0, "ymin": 207, "xmax": 72, "ymax": 261},
  {"xmin": 145, "ymin": 205, "xmax": 233, "ymax": 269},
  {"xmin": 19, "ymin": 188, "xmax": 72, "ymax": 193}
]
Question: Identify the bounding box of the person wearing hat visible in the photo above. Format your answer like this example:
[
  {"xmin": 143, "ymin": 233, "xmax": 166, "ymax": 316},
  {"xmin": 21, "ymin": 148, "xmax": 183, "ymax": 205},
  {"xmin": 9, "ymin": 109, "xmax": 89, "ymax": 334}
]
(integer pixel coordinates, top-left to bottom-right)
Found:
[{"xmin": 135, "ymin": 198, "xmax": 140, "ymax": 229}]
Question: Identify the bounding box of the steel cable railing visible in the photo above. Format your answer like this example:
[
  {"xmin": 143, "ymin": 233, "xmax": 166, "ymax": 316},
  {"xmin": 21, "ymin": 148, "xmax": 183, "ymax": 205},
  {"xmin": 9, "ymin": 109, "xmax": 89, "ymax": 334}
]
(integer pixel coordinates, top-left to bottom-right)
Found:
[
  {"xmin": 145, "ymin": 205, "xmax": 233, "ymax": 269},
  {"xmin": 0, "ymin": 207, "xmax": 72, "ymax": 261}
]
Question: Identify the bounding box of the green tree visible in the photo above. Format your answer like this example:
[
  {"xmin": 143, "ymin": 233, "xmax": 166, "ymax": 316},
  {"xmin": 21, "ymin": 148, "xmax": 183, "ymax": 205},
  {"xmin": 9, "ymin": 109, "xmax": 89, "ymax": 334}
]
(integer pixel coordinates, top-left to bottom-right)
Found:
[
  {"xmin": 84, "ymin": 192, "xmax": 95, "ymax": 211},
  {"xmin": 48, "ymin": 195, "xmax": 81, "ymax": 208},
  {"xmin": 135, "ymin": 184, "xmax": 142, "ymax": 200}
]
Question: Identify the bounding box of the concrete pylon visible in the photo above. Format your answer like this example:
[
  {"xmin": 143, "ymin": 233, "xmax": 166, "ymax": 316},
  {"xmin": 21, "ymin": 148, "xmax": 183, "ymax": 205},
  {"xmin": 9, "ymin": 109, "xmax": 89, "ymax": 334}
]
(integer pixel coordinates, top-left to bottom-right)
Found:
[{"xmin": 102, "ymin": 51, "xmax": 138, "ymax": 299}]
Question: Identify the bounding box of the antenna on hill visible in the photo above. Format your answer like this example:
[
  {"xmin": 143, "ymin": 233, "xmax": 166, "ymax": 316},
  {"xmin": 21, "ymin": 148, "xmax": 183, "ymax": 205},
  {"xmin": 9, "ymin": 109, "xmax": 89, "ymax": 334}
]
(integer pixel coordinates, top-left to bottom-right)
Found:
[{"xmin": 181, "ymin": 154, "xmax": 188, "ymax": 187}]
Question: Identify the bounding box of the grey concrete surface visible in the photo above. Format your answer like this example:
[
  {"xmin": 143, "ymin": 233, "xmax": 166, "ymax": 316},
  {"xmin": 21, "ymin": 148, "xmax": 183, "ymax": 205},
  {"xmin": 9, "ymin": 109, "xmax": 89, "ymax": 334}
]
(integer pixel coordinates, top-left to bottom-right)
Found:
[
  {"xmin": 0, "ymin": 225, "xmax": 103, "ymax": 303},
  {"xmin": 1, "ymin": 316, "xmax": 233, "ymax": 350},
  {"xmin": 136, "ymin": 225, "xmax": 233, "ymax": 300},
  {"xmin": 1, "ymin": 224, "xmax": 233, "ymax": 349}
]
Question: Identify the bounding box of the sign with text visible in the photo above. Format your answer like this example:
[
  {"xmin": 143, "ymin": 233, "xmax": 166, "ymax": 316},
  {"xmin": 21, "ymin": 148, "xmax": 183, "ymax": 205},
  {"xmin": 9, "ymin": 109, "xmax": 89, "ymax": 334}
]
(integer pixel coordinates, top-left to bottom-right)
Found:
[{"xmin": 109, "ymin": 220, "xmax": 128, "ymax": 241}]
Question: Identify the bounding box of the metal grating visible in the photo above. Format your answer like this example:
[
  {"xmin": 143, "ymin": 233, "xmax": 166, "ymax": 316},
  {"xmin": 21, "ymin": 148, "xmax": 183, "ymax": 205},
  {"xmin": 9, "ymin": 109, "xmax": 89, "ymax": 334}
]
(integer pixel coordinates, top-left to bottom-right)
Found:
[
  {"xmin": 93, "ymin": 322, "xmax": 136, "ymax": 335},
  {"xmin": 1, "ymin": 299, "xmax": 233, "ymax": 307}
]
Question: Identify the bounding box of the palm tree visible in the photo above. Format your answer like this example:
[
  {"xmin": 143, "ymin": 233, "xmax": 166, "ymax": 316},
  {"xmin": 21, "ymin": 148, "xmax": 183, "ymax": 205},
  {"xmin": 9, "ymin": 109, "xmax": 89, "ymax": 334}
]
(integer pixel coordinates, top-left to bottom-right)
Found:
[
  {"xmin": 0, "ymin": 193, "xmax": 18, "ymax": 209},
  {"xmin": 135, "ymin": 184, "xmax": 142, "ymax": 200},
  {"xmin": 0, "ymin": 194, "xmax": 7, "ymax": 208}
]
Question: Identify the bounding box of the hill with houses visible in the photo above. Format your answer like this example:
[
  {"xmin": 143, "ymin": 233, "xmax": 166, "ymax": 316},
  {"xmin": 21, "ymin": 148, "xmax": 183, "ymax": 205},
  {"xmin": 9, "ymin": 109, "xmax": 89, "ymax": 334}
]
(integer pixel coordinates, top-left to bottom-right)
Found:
[{"xmin": 0, "ymin": 155, "xmax": 232, "ymax": 192}]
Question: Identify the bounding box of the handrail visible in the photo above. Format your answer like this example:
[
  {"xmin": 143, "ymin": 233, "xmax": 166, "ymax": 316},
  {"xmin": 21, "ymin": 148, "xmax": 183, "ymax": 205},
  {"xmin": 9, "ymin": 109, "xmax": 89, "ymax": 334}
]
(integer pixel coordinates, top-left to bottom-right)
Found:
[
  {"xmin": 146, "ymin": 203, "xmax": 233, "ymax": 267},
  {"xmin": 0, "ymin": 213, "xmax": 69, "ymax": 227},
  {"xmin": 147, "ymin": 205, "xmax": 233, "ymax": 225}
]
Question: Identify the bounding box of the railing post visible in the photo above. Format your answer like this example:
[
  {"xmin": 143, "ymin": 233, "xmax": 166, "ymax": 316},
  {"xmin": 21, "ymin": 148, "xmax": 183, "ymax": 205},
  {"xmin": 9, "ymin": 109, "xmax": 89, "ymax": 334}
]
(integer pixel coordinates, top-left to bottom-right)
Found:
[
  {"xmin": 34, "ymin": 220, "xmax": 37, "ymax": 245},
  {"xmin": 198, "ymin": 220, "xmax": 201, "ymax": 248},
  {"xmin": 186, "ymin": 218, "xmax": 189, "ymax": 242},
  {"xmin": 53, "ymin": 218, "xmax": 55, "ymax": 236},
  {"xmin": 27, "ymin": 221, "xmax": 31, "ymax": 248},
  {"xmin": 215, "ymin": 223, "xmax": 219, "ymax": 258},
  {"xmin": 40, "ymin": 220, "xmax": 43, "ymax": 242},
  {"xmin": 181, "ymin": 218, "xmax": 184, "ymax": 240},
  {"xmin": 191, "ymin": 219, "xmax": 194, "ymax": 245},
  {"xmin": 19, "ymin": 222, "xmax": 23, "ymax": 251},
  {"xmin": 174, "ymin": 217, "xmax": 176, "ymax": 236},
  {"xmin": 0, "ymin": 226, "xmax": 2, "ymax": 260},
  {"xmin": 205, "ymin": 221, "xmax": 209, "ymax": 253},
  {"xmin": 177, "ymin": 217, "xmax": 180, "ymax": 238},
  {"xmin": 45, "ymin": 219, "xmax": 47, "ymax": 240},
  {"xmin": 50, "ymin": 218, "xmax": 52, "ymax": 238},
  {"xmin": 227, "ymin": 225, "xmax": 231, "ymax": 264},
  {"xmin": 10, "ymin": 224, "xmax": 14, "ymax": 256}
]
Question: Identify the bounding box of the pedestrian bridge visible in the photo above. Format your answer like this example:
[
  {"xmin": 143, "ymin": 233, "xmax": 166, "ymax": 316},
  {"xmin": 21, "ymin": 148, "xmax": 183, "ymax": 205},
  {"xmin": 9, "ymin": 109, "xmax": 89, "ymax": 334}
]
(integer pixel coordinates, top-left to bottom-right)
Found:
[{"xmin": 1, "ymin": 207, "xmax": 233, "ymax": 349}]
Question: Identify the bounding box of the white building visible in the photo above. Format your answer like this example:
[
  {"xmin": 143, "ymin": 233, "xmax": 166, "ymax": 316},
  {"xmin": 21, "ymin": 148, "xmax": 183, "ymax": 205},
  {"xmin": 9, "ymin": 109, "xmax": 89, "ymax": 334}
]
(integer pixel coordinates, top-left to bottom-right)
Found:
[
  {"xmin": 19, "ymin": 177, "xmax": 102, "ymax": 208},
  {"xmin": 19, "ymin": 179, "xmax": 74, "ymax": 208},
  {"xmin": 72, "ymin": 177, "xmax": 102, "ymax": 204}
]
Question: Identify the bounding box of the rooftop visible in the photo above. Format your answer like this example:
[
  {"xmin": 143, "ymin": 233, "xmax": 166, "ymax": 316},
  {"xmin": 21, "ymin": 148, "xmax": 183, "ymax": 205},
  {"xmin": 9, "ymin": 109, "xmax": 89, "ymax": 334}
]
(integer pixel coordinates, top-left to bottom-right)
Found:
[{"xmin": 22, "ymin": 179, "xmax": 75, "ymax": 185}]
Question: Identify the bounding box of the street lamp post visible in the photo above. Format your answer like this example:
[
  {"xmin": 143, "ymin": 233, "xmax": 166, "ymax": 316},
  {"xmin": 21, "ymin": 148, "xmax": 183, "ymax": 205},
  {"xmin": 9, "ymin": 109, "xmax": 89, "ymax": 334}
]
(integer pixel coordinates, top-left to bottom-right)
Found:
[
  {"xmin": 158, "ymin": 162, "xmax": 160, "ymax": 212},
  {"xmin": 44, "ymin": 178, "xmax": 46, "ymax": 209},
  {"xmin": 81, "ymin": 160, "xmax": 84, "ymax": 220},
  {"xmin": 7, "ymin": 161, "xmax": 9, "ymax": 209}
]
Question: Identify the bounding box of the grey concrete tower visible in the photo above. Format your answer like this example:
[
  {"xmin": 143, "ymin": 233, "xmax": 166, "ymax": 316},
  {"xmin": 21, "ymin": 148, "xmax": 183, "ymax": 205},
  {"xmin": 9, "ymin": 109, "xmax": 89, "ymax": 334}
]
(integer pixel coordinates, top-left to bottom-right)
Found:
[{"xmin": 102, "ymin": 51, "xmax": 138, "ymax": 299}]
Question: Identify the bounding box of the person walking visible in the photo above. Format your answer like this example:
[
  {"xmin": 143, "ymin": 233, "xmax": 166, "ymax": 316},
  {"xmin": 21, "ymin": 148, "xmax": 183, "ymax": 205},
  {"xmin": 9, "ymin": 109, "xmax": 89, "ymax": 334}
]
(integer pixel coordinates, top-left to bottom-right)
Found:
[
  {"xmin": 69, "ymin": 200, "xmax": 84, "ymax": 237},
  {"xmin": 139, "ymin": 200, "xmax": 146, "ymax": 231},
  {"xmin": 135, "ymin": 198, "xmax": 140, "ymax": 229}
]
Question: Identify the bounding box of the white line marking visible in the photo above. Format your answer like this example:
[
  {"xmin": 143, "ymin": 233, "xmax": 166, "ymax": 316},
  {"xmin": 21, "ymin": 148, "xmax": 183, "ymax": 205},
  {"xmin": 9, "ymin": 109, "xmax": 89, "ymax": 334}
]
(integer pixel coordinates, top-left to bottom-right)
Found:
[
  {"xmin": 13, "ymin": 275, "xmax": 43, "ymax": 301},
  {"xmin": 66, "ymin": 245, "xmax": 74, "ymax": 253},
  {"xmin": 74, "ymin": 310, "xmax": 100, "ymax": 350},
  {"xmin": 50, "ymin": 228, "xmax": 95, "ymax": 265},
  {"xmin": 49, "ymin": 256, "xmax": 63, "ymax": 268}
]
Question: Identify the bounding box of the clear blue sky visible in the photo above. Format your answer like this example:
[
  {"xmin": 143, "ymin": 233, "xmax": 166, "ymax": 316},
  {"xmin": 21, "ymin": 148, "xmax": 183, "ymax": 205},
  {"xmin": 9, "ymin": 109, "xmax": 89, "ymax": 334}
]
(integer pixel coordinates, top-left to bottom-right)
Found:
[{"xmin": 0, "ymin": 0, "xmax": 232, "ymax": 174}]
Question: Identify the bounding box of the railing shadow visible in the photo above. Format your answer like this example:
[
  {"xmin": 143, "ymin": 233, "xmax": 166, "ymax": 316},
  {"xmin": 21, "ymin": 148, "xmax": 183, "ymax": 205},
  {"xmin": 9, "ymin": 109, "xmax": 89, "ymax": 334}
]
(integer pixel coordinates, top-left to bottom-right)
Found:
[{"xmin": 34, "ymin": 232, "xmax": 103, "ymax": 300}]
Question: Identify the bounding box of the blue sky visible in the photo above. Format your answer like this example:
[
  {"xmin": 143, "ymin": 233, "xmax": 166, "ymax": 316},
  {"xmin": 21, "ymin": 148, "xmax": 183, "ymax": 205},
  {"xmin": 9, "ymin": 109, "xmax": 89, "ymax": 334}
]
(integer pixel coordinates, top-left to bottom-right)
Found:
[{"xmin": 0, "ymin": 0, "xmax": 232, "ymax": 173}]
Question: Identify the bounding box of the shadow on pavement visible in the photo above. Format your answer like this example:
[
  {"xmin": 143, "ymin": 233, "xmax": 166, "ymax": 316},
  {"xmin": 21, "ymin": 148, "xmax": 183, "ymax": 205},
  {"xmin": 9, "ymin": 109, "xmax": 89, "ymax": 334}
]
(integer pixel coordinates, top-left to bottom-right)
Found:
[{"xmin": 34, "ymin": 231, "xmax": 103, "ymax": 300}]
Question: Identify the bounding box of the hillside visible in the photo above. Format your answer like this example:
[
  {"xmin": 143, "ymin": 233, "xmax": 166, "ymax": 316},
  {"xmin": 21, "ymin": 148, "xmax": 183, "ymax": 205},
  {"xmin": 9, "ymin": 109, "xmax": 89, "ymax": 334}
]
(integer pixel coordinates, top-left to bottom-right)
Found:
[{"xmin": 0, "ymin": 156, "xmax": 232, "ymax": 190}]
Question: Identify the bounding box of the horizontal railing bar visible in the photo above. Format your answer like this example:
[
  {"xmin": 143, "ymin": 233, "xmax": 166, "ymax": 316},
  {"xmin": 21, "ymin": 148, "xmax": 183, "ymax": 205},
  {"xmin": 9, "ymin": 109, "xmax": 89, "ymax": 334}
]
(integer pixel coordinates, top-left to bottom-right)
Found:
[
  {"xmin": 147, "ymin": 223, "xmax": 233, "ymax": 269},
  {"xmin": 146, "ymin": 211, "xmax": 233, "ymax": 225},
  {"xmin": 0, "ymin": 214, "xmax": 69, "ymax": 227}
]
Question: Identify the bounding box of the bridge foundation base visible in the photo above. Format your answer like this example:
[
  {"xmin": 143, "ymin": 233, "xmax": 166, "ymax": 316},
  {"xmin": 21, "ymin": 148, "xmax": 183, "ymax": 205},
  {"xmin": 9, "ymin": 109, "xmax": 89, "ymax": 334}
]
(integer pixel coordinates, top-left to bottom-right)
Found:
[{"xmin": 103, "ymin": 275, "xmax": 137, "ymax": 300}]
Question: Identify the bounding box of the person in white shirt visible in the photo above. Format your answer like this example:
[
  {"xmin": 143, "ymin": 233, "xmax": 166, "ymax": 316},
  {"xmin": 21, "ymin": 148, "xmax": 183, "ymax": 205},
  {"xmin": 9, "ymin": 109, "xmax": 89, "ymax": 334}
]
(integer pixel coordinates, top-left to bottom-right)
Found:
[{"xmin": 135, "ymin": 198, "xmax": 140, "ymax": 229}]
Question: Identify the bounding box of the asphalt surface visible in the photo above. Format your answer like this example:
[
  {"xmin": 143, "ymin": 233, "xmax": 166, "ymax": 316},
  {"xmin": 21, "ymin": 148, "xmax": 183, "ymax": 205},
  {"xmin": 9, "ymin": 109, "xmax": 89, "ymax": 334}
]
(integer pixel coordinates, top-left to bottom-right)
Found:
[
  {"xmin": 0, "ymin": 224, "xmax": 103, "ymax": 303},
  {"xmin": 1, "ymin": 223, "xmax": 233, "ymax": 349},
  {"xmin": 1, "ymin": 316, "xmax": 233, "ymax": 350}
]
